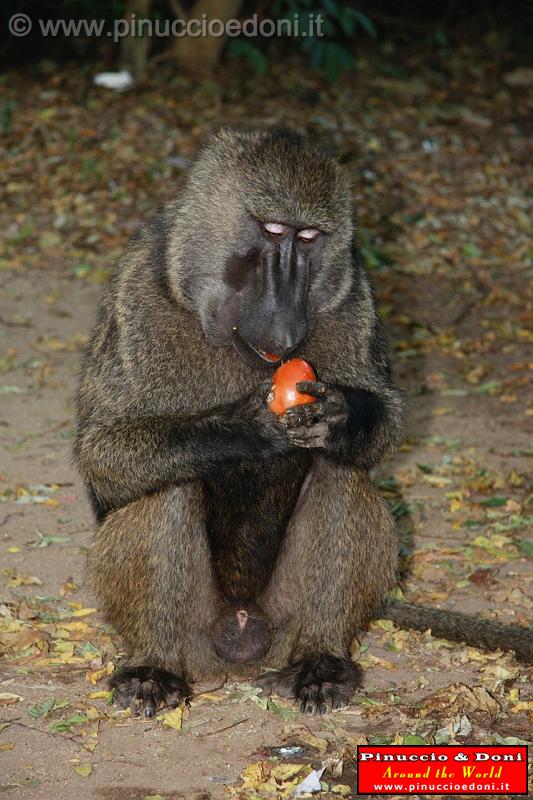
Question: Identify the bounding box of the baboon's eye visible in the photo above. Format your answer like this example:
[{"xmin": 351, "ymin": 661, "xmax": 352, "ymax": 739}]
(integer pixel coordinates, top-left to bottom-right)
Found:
[
  {"xmin": 263, "ymin": 222, "xmax": 288, "ymax": 237},
  {"xmin": 297, "ymin": 229, "xmax": 319, "ymax": 243}
]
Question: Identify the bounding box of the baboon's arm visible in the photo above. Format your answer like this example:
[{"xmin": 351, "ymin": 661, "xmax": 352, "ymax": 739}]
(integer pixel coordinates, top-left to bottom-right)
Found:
[
  {"xmin": 75, "ymin": 398, "xmax": 289, "ymax": 517},
  {"xmin": 332, "ymin": 383, "xmax": 403, "ymax": 468}
]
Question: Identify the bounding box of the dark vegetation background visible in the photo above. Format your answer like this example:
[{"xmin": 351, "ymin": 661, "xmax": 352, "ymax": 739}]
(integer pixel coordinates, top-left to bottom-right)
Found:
[{"xmin": 0, "ymin": 2, "xmax": 532, "ymax": 799}]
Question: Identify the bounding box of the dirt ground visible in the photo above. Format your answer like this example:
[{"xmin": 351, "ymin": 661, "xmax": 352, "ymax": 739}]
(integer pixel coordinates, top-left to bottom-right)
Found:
[{"xmin": 0, "ymin": 45, "xmax": 531, "ymax": 800}]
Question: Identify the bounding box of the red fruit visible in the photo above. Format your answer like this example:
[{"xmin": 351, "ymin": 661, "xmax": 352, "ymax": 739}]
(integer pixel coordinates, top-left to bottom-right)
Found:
[{"xmin": 268, "ymin": 358, "xmax": 317, "ymax": 415}]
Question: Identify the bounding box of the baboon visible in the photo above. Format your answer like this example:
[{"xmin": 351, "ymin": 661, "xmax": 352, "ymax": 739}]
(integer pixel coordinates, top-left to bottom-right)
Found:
[{"xmin": 75, "ymin": 128, "xmax": 532, "ymax": 718}]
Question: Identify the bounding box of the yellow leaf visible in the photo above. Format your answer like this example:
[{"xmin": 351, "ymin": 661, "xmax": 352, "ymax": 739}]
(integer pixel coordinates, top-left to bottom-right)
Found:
[
  {"xmin": 0, "ymin": 619, "xmax": 22, "ymax": 633},
  {"xmin": 422, "ymin": 474, "xmax": 452, "ymax": 487},
  {"xmin": 510, "ymin": 701, "xmax": 533, "ymax": 715},
  {"xmin": 360, "ymin": 653, "xmax": 396, "ymax": 670},
  {"xmin": 270, "ymin": 763, "xmax": 306, "ymax": 781},
  {"xmin": 373, "ymin": 619, "xmax": 395, "ymax": 631},
  {"xmin": 88, "ymin": 691, "xmax": 111, "ymax": 699},
  {"xmin": 60, "ymin": 621, "xmax": 89, "ymax": 633},
  {"xmin": 86, "ymin": 666, "xmax": 108, "ymax": 685},
  {"xmin": 195, "ymin": 691, "xmax": 226, "ymax": 702},
  {"xmin": 74, "ymin": 763, "xmax": 93, "ymax": 777},
  {"xmin": 449, "ymin": 498, "xmax": 465, "ymax": 513},
  {"xmin": 70, "ymin": 608, "xmax": 97, "ymax": 618},
  {"xmin": 159, "ymin": 704, "xmax": 188, "ymax": 731},
  {"xmin": 52, "ymin": 640, "xmax": 75, "ymax": 657},
  {"xmin": 331, "ymin": 785, "xmax": 352, "ymax": 796},
  {"xmin": 465, "ymin": 365, "xmax": 485, "ymax": 384},
  {"xmin": 60, "ymin": 578, "xmax": 77, "ymax": 595},
  {"xmin": 4, "ymin": 570, "xmax": 42, "ymax": 588},
  {"xmin": 509, "ymin": 469, "xmax": 524, "ymax": 486},
  {"xmin": 241, "ymin": 761, "xmax": 268, "ymax": 789},
  {"xmin": 7, "ymin": 546, "xmax": 21, "ymax": 553}
]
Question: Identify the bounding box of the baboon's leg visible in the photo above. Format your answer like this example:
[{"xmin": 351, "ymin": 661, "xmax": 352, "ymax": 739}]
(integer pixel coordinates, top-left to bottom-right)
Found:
[
  {"xmin": 258, "ymin": 458, "xmax": 397, "ymax": 714},
  {"xmin": 89, "ymin": 483, "xmax": 224, "ymax": 716}
]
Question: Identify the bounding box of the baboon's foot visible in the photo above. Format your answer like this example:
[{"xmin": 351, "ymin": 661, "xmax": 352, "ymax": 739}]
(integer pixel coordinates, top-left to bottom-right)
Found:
[
  {"xmin": 257, "ymin": 654, "xmax": 361, "ymax": 715},
  {"xmin": 110, "ymin": 664, "xmax": 192, "ymax": 718}
]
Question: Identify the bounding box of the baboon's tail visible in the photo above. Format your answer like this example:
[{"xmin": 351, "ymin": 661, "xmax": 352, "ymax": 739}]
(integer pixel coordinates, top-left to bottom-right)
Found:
[{"xmin": 382, "ymin": 600, "xmax": 533, "ymax": 663}]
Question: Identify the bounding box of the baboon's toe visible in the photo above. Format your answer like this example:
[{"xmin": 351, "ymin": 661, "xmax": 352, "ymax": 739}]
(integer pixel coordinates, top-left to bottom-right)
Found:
[{"xmin": 110, "ymin": 664, "xmax": 191, "ymax": 717}]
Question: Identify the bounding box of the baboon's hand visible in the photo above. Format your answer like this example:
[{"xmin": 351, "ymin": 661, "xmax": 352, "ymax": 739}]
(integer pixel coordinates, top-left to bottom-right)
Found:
[
  {"xmin": 280, "ymin": 381, "xmax": 349, "ymax": 449},
  {"xmin": 237, "ymin": 381, "xmax": 289, "ymax": 448}
]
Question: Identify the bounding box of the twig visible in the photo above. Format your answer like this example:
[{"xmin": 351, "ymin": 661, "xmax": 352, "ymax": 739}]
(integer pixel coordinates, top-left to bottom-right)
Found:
[
  {"xmin": 449, "ymin": 295, "xmax": 483, "ymax": 326},
  {"xmin": 3, "ymin": 717, "xmax": 144, "ymax": 765},
  {"xmin": 0, "ymin": 512, "xmax": 24, "ymax": 529},
  {"xmin": 199, "ymin": 717, "xmax": 250, "ymax": 737},
  {"xmin": 193, "ymin": 679, "xmax": 228, "ymax": 698},
  {"xmin": 3, "ymin": 717, "xmax": 94, "ymax": 753}
]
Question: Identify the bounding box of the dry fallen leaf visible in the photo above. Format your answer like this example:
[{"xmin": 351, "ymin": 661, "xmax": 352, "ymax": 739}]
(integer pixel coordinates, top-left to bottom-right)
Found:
[
  {"xmin": 73, "ymin": 763, "xmax": 93, "ymax": 777},
  {"xmin": 0, "ymin": 692, "xmax": 23, "ymax": 705},
  {"xmin": 159, "ymin": 703, "xmax": 188, "ymax": 731},
  {"xmin": 331, "ymin": 785, "xmax": 352, "ymax": 796},
  {"xmin": 282, "ymin": 722, "xmax": 329, "ymax": 753}
]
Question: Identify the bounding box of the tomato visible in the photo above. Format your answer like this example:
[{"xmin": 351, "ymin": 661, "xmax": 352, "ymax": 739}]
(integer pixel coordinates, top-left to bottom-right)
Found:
[{"xmin": 268, "ymin": 358, "xmax": 317, "ymax": 415}]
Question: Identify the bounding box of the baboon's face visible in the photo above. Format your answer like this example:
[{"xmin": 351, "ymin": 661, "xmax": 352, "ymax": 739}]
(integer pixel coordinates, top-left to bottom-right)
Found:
[
  {"xmin": 220, "ymin": 217, "xmax": 325, "ymax": 365},
  {"xmin": 179, "ymin": 129, "xmax": 353, "ymax": 368}
]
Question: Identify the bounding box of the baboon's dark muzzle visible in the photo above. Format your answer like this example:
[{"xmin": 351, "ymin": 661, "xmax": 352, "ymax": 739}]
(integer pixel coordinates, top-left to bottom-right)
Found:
[{"xmin": 255, "ymin": 237, "xmax": 310, "ymax": 357}]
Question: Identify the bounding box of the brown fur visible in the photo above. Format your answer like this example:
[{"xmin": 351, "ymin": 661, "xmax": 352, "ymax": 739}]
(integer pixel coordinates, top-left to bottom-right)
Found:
[
  {"xmin": 75, "ymin": 127, "xmax": 533, "ymax": 719},
  {"xmin": 77, "ymin": 130, "xmax": 530, "ymax": 719}
]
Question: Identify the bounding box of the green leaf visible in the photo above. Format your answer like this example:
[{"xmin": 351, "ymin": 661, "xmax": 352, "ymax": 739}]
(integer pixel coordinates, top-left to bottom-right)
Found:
[
  {"xmin": 76, "ymin": 641, "xmax": 101, "ymax": 657},
  {"xmin": 368, "ymin": 735, "xmax": 394, "ymax": 745},
  {"xmin": 434, "ymin": 728, "xmax": 451, "ymax": 745},
  {"xmin": 474, "ymin": 380, "xmax": 501, "ymax": 395},
  {"xmin": 228, "ymin": 41, "xmax": 268, "ymax": 75},
  {"xmin": 28, "ymin": 698, "xmax": 69, "ymax": 719},
  {"xmin": 323, "ymin": 42, "xmax": 356, "ymax": 82},
  {"xmin": 72, "ymin": 263, "xmax": 92, "ymax": 278},
  {"xmin": 322, "ymin": 0, "xmax": 339, "ymax": 19},
  {"xmin": 267, "ymin": 699, "xmax": 300, "ymax": 720},
  {"xmin": 519, "ymin": 539, "xmax": 533, "ymax": 557},
  {"xmin": 479, "ymin": 497, "xmax": 507, "ymax": 507},
  {"xmin": 0, "ymin": 385, "xmax": 23, "ymax": 394},
  {"xmin": 30, "ymin": 528, "xmax": 71, "ymax": 548},
  {"xmin": 353, "ymin": 696, "xmax": 383, "ymax": 706},
  {"xmin": 463, "ymin": 243, "xmax": 482, "ymax": 258},
  {"xmin": 50, "ymin": 713, "xmax": 89, "ymax": 733},
  {"xmin": 338, "ymin": 7, "xmax": 356, "ymax": 35},
  {"xmin": 492, "ymin": 733, "xmax": 531, "ymax": 746},
  {"xmin": 28, "ymin": 698, "xmax": 55, "ymax": 718},
  {"xmin": 403, "ymin": 734, "xmax": 427, "ymax": 745},
  {"xmin": 351, "ymin": 9, "xmax": 377, "ymax": 37},
  {"xmin": 391, "ymin": 501, "xmax": 410, "ymax": 519}
]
